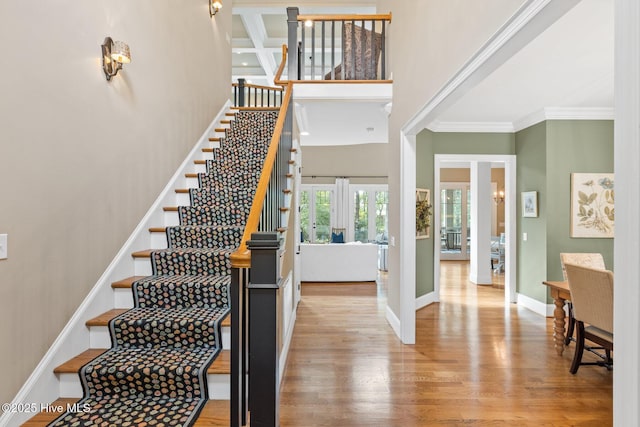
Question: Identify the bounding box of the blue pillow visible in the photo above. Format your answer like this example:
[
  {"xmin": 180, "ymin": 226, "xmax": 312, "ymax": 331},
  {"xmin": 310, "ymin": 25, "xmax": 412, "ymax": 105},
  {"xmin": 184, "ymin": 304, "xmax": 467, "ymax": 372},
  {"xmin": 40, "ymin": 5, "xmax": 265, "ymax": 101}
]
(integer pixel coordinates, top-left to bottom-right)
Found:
[{"xmin": 331, "ymin": 231, "xmax": 344, "ymax": 243}]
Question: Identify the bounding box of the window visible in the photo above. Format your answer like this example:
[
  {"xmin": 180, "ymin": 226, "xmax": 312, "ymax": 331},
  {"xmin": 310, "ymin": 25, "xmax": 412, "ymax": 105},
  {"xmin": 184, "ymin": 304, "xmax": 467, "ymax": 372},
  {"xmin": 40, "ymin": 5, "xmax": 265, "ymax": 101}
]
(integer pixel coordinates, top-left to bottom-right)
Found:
[
  {"xmin": 350, "ymin": 185, "xmax": 388, "ymax": 243},
  {"xmin": 299, "ymin": 186, "xmax": 334, "ymax": 243}
]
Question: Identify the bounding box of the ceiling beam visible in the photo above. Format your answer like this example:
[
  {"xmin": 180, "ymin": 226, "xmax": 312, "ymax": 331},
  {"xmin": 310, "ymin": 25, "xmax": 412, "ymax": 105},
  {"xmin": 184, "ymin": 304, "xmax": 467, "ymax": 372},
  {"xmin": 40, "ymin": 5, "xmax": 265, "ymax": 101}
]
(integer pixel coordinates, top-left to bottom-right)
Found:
[{"xmin": 238, "ymin": 12, "xmax": 278, "ymax": 85}]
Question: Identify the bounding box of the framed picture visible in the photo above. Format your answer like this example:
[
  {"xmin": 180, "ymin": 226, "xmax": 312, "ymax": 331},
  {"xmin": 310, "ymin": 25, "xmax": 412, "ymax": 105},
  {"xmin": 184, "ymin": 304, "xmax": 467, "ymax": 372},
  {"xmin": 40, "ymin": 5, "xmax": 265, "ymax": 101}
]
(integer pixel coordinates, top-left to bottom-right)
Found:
[
  {"xmin": 416, "ymin": 188, "xmax": 431, "ymax": 239},
  {"xmin": 570, "ymin": 173, "xmax": 614, "ymax": 238},
  {"xmin": 522, "ymin": 191, "xmax": 538, "ymax": 217}
]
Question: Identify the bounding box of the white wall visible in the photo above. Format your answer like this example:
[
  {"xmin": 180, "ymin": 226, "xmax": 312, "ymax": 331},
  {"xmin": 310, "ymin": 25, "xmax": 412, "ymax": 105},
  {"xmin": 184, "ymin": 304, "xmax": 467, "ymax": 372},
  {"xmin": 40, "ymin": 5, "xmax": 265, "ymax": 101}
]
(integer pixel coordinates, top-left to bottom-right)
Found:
[
  {"xmin": 375, "ymin": 0, "xmax": 524, "ymax": 320},
  {"xmin": 0, "ymin": 0, "xmax": 232, "ymax": 405}
]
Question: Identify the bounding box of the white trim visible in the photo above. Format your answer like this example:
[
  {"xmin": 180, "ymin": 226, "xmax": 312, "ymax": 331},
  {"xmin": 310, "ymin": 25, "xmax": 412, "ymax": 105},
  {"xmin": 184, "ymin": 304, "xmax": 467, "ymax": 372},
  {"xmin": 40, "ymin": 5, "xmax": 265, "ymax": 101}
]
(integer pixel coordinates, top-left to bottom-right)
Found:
[
  {"xmin": 404, "ymin": 0, "xmax": 581, "ymax": 136},
  {"xmin": 614, "ymin": 0, "xmax": 640, "ymax": 424},
  {"xmin": 385, "ymin": 305, "xmax": 401, "ymax": 339},
  {"xmin": 415, "ymin": 292, "xmax": 436, "ymax": 311},
  {"xmin": 397, "ymin": 132, "xmax": 416, "ymax": 344},
  {"xmin": 429, "ymin": 120, "xmax": 515, "ymax": 133},
  {"xmin": 0, "ymin": 102, "xmax": 231, "ymax": 427},
  {"xmin": 279, "ymin": 272, "xmax": 296, "ymax": 386},
  {"xmin": 516, "ymin": 292, "xmax": 550, "ymax": 317},
  {"xmin": 428, "ymin": 107, "xmax": 616, "ymax": 134},
  {"xmin": 513, "ymin": 107, "xmax": 615, "ymax": 132}
]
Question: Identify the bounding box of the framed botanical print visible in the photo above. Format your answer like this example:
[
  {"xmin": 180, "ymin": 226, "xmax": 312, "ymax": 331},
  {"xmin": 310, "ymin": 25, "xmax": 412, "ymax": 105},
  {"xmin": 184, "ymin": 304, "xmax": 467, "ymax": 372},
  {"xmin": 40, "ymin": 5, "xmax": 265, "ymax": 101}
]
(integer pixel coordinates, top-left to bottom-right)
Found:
[
  {"xmin": 570, "ymin": 173, "xmax": 614, "ymax": 238},
  {"xmin": 522, "ymin": 191, "xmax": 538, "ymax": 218}
]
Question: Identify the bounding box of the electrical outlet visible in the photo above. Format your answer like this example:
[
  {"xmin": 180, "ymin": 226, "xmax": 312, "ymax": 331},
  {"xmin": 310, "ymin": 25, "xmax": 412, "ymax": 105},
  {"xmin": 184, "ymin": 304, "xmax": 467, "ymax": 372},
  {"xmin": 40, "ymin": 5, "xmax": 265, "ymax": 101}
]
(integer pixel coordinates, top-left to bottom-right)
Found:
[{"xmin": 0, "ymin": 234, "xmax": 7, "ymax": 259}]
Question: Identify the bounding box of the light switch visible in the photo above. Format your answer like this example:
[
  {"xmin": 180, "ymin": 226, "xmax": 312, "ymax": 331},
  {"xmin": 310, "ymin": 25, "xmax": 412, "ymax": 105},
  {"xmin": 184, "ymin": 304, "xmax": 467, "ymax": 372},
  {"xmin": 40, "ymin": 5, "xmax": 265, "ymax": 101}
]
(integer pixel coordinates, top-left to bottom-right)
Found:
[
  {"xmin": 523, "ymin": 232, "xmax": 528, "ymax": 242},
  {"xmin": 0, "ymin": 234, "xmax": 7, "ymax": 259}
]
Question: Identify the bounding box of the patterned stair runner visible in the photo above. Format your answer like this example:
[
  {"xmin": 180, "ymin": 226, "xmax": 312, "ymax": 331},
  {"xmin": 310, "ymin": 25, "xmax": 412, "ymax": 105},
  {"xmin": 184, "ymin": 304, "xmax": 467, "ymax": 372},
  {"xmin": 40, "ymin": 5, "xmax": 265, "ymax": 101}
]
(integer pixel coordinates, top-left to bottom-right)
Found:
[{"xmin": 49, "ymin": 110, "xmax": 278, "ymax": 426}]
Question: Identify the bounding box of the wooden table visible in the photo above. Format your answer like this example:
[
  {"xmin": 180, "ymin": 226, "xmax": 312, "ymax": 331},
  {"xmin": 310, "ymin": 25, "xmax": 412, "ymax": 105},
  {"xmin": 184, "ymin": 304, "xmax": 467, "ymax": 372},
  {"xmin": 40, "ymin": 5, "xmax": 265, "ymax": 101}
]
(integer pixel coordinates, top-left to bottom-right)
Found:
[{"xmin": 542, "ymin": 280, "xmax": 570, "ymax": 356}]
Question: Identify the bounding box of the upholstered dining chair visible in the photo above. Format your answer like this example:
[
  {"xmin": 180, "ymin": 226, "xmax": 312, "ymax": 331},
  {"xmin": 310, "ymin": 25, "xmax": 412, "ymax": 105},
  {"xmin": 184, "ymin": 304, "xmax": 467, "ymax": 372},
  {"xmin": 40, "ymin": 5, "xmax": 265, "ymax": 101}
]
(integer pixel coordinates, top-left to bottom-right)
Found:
[
  {"xmin": 559, "ymin": 253, "xmax": 606, "ymax": 344},
  {"xmin": 564, "ymin": 263, "xmax": 614, "ymax": 374}
]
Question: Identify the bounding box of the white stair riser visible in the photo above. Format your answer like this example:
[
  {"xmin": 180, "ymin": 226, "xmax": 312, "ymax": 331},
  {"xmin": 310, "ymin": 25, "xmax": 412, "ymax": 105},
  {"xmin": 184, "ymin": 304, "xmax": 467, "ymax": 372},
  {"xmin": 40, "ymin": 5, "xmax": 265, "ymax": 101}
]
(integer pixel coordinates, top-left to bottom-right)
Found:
[
  {"xmin": 164, "ymin": 210, "xmax": 179, "ymax": 226},
  {"xmin": 58, "ymin": 373, "xmax": 229, "ymax": 400},
  {"xmin": 134, "ymin": 257, "xmax": 152, "ymax": 276},
  {"xmin": 186, "ymin": 177, "xmax": 199, "ymax": 188},
  {"xmin": 89, "ymin": 326, "xmax": 230, "ymax": 350},
  {"xmin": 150, "ymin": 232, "xmax": 167, "ymax": 249},
  {"xmin": 176, "ymin": 193, "xmax": 191, "ymax": 206},
  {"xmin": 114, "ymin": 288, "xmax": 133, "ymax": 309}
]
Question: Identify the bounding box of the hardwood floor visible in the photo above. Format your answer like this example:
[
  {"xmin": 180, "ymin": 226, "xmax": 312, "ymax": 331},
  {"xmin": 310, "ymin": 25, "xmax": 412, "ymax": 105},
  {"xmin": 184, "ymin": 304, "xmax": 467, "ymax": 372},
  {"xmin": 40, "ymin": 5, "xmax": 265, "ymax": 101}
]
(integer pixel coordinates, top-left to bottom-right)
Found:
[{"xmin": 278, "ymin": 261, "xmax": 612, "ymax": 426}]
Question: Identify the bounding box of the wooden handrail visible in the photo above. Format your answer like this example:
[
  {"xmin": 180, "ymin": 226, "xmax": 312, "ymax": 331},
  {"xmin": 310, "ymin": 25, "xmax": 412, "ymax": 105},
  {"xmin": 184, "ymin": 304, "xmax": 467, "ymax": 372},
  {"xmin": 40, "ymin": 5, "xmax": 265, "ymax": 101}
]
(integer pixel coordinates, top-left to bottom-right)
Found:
[
  {"xmin": 297, "ymin": 13, "xmax": 392, "ymax": 23},
  {"xmin": 274, "ymin": 45, "xmax": 288, "ymax": 86},
  {"xmin": 232, "ymin": 82, "xmax": 284, "ymax": 92},
  {"xmin": 230, "ymin": 82, "xmax": 293, "ymax": 268}
]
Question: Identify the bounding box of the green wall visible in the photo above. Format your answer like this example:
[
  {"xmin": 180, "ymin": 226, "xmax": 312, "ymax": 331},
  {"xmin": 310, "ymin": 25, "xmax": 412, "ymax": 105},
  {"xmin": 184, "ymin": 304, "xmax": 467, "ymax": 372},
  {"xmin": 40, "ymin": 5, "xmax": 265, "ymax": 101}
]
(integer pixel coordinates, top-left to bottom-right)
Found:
[
  {"xmin": 515, "ymin": 122, "xmax": 548, "ymax": 302},
  {"xmin": 417, "ymin": 121, "xmax": 613, "ymax": 306},
  {"xmin": 415, "ymin": 130, "xmax": 515, "ymax": 298},
  {"xmin": 545, "ymin": 121, "xmax": 615, "ymax": 278},
  {"xmin": 516, "ymin": 120, "xmax": 614, "ymax": 303}
]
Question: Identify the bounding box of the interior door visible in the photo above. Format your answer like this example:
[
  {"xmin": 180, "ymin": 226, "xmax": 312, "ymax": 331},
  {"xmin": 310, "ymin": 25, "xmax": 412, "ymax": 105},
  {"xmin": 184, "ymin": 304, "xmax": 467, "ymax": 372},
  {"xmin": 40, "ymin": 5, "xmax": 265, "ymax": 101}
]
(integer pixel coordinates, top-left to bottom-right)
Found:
[{"xmin": 440, "ymin": 183, "xmax": 470, "ymax": 260}]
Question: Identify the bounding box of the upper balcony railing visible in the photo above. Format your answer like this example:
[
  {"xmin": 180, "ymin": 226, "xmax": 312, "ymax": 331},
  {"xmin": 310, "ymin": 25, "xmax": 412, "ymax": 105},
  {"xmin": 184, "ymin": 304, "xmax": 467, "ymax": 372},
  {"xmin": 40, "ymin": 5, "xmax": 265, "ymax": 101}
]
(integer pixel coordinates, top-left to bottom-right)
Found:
[{"xmin": 286, "ymin": 7, "xmax": 392, "ymax": 82}]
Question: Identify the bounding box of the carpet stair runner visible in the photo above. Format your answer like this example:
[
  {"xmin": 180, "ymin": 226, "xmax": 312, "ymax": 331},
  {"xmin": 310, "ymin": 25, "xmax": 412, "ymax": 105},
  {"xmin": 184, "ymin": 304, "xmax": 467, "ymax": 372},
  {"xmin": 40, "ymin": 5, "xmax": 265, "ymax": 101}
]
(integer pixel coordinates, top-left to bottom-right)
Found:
[{"xmin": 47, "ymin": 110, "xmax": 278, "ymax": 426}]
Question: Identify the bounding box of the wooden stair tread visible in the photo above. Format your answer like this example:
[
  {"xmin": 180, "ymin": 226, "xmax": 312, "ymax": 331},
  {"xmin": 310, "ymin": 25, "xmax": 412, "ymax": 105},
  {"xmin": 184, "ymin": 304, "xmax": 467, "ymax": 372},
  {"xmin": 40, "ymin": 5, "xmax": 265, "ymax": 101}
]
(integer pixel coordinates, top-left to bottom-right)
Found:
[
  {"xmin": 238, "ymin": 106, "xmax": 280, "ymax": 111},
  {"xmin": 87, "ymin": 306, "xmax": 231, "ymax": 327},
  {"xmin": 214, "ymin": 128, "xmax": 226, "ymax": 133},
  {"xmin": 112, "ymin": 276, "xmax": 146, "ymax": 288},
  {"xmin": 220, "ymin": 120, "xmax": 232, "ymax": 124},
  {"xmin": 163, "ymin": 206, "xmax": 179, "ymax": 212},
  {"xmin": 202, "ymin": 148, "xmax": 214, "ymax": 153},
  {"xmin": 149, "ymin": 227, "xmax": 166, "ymax": 233},
  {"xmin": 54, "ymin": 349, "xmax": 108, "ymax": 373},
  {"xmin": 195, "ymin": 160, "xmax": 206, "ymax": 165},
  {"xmin": 21, "ymin": 398, "xmax": 79, "ymax": 426},
  {"xmin": 22, "ymin": 396, "xmax": 232, "ymax": 426},
  {"xmin": 53, "ymin": 349, "xmax": 228, "ymax": 375},
  {"xmin": 86, "ymin": 309, "xmax": 129, "ymax": 327},
  {"xmin": 225, "ymin": 112, "xmax": 236, "ymax": 117},
  {"xmin": 208, "ymin": 137, "xmax": 221, "ymax": 142},
  {"xmin": 132, "ymin": 250, "xmax": 152, "ymax": 258},
  {"xmin": 185, "ymin": 173, "xmax": 199, "ymax": 178},
  {"xmin": 176, "ymin": 188, "xmax": 190, "ymax": 193}
]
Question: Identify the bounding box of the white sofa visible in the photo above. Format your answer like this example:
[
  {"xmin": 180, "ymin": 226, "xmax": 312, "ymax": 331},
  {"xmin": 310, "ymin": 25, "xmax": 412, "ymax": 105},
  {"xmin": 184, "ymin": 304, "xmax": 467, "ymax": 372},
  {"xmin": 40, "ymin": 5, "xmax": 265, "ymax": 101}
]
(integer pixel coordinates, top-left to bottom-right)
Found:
[{"xmin": 300, "ymin": 242, "xmax": 379, "ymax": 282}]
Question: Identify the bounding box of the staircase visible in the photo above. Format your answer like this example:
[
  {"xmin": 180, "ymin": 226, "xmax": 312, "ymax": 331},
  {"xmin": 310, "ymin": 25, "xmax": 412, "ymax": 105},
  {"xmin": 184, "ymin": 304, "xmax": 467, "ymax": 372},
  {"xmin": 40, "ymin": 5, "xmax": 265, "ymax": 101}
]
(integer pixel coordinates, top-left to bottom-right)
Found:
[{"xmin": 22, "ymin": 109, "xmax": 279, "ymax": 426}]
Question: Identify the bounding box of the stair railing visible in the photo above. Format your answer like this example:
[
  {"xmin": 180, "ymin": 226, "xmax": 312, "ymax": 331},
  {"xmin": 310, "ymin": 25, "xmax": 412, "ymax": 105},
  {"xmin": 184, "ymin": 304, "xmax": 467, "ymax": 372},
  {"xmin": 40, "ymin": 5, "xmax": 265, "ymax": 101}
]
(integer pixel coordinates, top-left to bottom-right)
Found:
[
  {"xmin": 229, "ymin": 73, "xmax": 292, "ymax": 426},
  {"xmin": 287, "ymin": 7, "xmax": 392, "ymax": 81},
  {"xmin": 232, "ymin": 79, "xmax": 284, "ymax": 108}
]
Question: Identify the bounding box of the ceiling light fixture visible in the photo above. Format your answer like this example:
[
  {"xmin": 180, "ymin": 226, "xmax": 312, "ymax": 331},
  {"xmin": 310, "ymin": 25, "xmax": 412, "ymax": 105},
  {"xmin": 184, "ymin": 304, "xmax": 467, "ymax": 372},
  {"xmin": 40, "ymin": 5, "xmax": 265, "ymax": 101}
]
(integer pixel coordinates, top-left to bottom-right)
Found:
[
  {"xmin": 305, "ymin": 19, "xmax": 313, "ymax": 28},
  {"xmin": 210, "ymin": 0, "xmax": 222, "ymax": 17},
  {"xmin": 101, "ymin": 37, "xmax": 131, "ymax": 81}
]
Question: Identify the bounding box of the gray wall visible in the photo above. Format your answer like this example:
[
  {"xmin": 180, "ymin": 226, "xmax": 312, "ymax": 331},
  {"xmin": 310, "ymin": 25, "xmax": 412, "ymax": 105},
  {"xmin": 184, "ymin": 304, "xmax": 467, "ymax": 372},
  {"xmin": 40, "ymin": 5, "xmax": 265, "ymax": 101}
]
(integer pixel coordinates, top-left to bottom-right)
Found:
[
  {"xmin": 0, "ymin": 1, "xmax": 232, "ymax": 404},
  {"xmin": 301, "ymin": 143, "xmax": 388, "ymax": 185}
]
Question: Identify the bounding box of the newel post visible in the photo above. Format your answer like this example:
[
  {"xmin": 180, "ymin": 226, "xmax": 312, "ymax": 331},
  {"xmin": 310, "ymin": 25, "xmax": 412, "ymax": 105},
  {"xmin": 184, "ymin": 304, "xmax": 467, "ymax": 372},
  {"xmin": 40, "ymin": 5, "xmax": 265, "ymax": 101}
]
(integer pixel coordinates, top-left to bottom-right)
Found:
[
  {"xmin": 287, "ymin": 7, "xmax": 299, "ymax": 80},
  {"xmin": 247, "ymin": 232, "xmax": 282, "ymax": 427}
]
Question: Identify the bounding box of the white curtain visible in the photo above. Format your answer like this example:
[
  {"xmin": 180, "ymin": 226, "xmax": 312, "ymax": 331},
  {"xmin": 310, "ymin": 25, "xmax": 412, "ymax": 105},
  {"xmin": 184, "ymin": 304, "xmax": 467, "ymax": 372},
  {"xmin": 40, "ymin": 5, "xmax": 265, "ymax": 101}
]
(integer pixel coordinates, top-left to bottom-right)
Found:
[{"xmin": 334, "ymin": 178, "xmax": 350, "ymax": 231}]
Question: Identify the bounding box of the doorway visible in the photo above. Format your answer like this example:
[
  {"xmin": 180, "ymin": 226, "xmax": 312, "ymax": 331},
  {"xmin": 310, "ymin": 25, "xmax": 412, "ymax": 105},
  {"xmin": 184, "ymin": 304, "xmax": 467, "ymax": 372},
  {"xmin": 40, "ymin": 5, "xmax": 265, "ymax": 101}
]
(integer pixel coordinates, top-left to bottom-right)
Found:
[{"xmin": 434, "ymin": 154, "xmax": 517, "ymax": 305}]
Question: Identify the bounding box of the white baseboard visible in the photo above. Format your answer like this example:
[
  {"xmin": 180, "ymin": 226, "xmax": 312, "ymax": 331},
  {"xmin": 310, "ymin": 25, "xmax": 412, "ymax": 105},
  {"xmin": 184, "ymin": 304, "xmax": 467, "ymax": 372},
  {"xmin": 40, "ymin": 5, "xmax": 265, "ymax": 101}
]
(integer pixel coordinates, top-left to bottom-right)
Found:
[
  {"xmin": 385, "ymin": 305, "xmax": 401, "ymax": 338},
  {"xmin": 517, "ymin": 292, "xmax": 555, "ymax": 317},
  {"xmin": 0, "ymin": 102, "xmax": 231, "ymax": 427},
  {"xmin": 415, "ymin": 291, "xmax": 436, "ymax": 310}
]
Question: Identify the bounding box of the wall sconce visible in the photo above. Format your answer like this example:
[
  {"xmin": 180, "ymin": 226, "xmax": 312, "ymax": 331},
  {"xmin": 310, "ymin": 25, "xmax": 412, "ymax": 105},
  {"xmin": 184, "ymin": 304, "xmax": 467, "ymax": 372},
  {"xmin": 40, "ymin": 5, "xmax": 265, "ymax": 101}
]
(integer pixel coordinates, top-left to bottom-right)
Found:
[
  {"xmin": 101, "ymin": 37, "xmax": 131, "ymax": 81},
  {"xmin": 210, "ymin": 0, "xmax": 222, "ymax": 16},
  {"xmin": 494, "ymin": 190, "xmax": 505, "ymax": 204}
]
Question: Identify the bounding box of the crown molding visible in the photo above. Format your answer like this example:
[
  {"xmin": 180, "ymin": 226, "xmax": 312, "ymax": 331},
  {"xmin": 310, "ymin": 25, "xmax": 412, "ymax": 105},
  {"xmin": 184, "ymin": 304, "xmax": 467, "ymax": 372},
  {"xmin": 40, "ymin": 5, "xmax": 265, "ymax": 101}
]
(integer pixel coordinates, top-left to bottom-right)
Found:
[
  {"xmin": 427, "ymin": 107, "xmax": 615, "ymax": 134},
  {"xmin": 427, "ymin": 120, "xmax": 515, "ymax": 133},
  {"xmin": 514, "ymin": 106, "xmax": 615, "ymax": 131}
]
